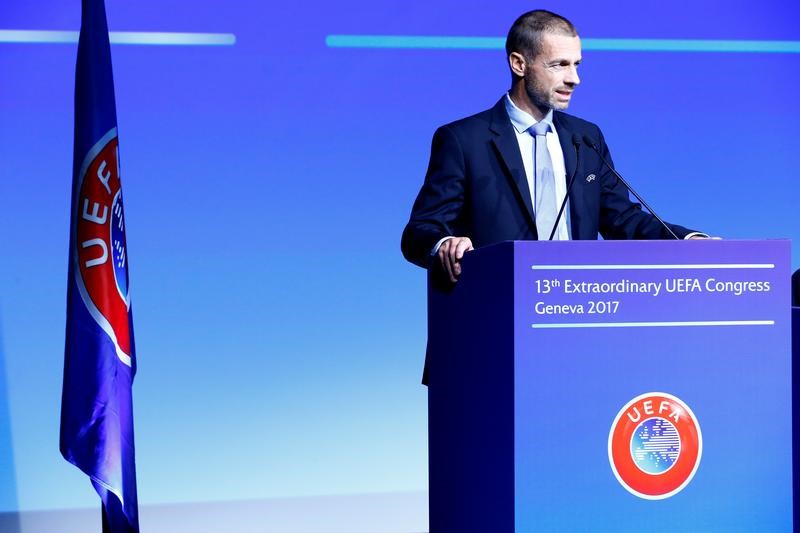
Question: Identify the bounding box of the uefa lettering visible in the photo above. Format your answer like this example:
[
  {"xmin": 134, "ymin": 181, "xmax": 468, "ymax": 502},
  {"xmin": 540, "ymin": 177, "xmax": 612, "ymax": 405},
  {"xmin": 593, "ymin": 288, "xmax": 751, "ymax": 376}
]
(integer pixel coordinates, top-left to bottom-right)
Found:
[
  {"xmin": 73, "ymin": 127, "xmax": 133, "ymax": 367},
  {"xmin": 608, "ymin": 392, "xmax": 702, "ymax": 500}
]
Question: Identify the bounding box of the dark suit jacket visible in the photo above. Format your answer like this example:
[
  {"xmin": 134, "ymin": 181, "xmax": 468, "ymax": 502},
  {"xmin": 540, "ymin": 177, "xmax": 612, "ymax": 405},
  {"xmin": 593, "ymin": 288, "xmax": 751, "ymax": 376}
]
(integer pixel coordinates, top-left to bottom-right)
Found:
[{"xmin": 401, "ymin": 97, "xmax": 695, "ymax": 268}]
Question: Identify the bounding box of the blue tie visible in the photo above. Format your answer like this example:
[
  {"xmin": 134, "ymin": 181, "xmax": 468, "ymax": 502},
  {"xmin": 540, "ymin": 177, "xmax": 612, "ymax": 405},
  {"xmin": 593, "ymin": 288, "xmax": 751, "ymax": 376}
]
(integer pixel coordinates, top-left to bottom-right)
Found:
[{"xmin": 529, "ymin": 122, "xmax": 556, "ymax": 240}]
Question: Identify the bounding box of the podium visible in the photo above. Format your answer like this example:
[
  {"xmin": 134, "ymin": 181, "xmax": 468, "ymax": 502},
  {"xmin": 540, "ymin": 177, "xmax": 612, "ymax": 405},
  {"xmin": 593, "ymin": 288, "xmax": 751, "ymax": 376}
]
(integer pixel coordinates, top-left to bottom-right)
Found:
[{"xmin": 427, "ymin": 240, "xmax": 793, "ymax": 532}]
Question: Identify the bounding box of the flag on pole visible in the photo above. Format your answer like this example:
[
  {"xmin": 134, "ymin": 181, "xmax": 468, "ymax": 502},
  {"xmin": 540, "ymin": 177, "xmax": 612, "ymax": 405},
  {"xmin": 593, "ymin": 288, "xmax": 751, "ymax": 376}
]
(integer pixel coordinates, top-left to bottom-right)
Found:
[{"xmin": 60, "ymin": 0, "xmax": 139, "ymax": 531}]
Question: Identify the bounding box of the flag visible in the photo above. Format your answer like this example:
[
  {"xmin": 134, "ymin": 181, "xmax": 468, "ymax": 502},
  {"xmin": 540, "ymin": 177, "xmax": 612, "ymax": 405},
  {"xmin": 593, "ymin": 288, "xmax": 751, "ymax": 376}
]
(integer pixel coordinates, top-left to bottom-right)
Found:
[{"xmin": 60, "ymin": 0, "xmax": 139, "ymax": 531}]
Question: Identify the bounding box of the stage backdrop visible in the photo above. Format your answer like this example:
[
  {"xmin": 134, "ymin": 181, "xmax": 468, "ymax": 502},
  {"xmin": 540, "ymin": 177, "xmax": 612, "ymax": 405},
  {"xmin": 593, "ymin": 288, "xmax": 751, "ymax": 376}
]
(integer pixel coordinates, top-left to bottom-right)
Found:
[{"xmin": 1, "ymin": 0, "xmax": 798, "ymax": 530}]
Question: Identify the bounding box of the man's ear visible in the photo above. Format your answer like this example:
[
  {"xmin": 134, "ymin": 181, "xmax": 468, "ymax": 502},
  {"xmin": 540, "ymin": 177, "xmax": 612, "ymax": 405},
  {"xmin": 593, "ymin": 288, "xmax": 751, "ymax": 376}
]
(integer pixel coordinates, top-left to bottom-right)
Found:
[{"xmin": 508, "ymin": 51, "xmax": 527, "ymax": 78}]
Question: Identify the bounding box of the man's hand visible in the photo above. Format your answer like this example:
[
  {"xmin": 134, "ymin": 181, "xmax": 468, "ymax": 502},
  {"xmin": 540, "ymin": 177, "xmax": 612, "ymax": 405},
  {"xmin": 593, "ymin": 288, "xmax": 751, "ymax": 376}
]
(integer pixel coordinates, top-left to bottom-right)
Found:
[{"xmin": 437, "ymin": 237, "xmax": 474, "ymax": 283}]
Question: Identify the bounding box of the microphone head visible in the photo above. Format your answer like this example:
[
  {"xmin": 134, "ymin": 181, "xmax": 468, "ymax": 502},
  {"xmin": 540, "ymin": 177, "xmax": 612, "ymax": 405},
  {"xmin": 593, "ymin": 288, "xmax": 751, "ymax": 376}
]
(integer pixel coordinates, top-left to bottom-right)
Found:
[
  {"xmin": 581, "ymin": 134, "xmax": 597, "ymax": 149},
  {"xmin": 572, "ymin": 133, "xmax": 582, "ymax": 146}
]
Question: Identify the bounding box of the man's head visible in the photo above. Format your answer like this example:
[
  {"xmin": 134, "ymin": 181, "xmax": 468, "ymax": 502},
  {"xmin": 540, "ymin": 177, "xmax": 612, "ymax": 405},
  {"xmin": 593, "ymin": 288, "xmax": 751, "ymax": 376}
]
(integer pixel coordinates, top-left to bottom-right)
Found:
[{"xmin": 506, "ymin": 10, "xmax": 582, "ymax": 118}]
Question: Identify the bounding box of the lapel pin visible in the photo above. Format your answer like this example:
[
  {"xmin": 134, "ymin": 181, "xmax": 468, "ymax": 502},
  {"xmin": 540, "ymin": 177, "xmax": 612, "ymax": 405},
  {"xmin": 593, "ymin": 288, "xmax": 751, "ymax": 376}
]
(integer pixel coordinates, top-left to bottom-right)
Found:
[{"xmin": 586, "ymin": 174, "xmax": 596, "ymax": 182}]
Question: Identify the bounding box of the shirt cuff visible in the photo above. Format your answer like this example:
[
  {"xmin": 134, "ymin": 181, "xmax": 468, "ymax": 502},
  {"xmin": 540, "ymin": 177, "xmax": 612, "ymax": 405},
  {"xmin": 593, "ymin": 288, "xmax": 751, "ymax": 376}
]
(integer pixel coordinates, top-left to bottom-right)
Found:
[
  {"xmin": 683, "ymin": 232, "xmax": 710, "ymax": 240},
  {"xmin": 431, "ymin": 236, "xmax": 455, "ymax": 255}
]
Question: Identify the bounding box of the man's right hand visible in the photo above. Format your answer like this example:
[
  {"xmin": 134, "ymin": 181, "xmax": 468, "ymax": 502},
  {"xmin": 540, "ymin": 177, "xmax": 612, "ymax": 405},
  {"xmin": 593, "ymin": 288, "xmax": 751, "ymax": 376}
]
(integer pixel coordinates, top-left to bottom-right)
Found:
[{"xmin": 437, "ymin": 237, "xmax": 474, "ymax": 283}]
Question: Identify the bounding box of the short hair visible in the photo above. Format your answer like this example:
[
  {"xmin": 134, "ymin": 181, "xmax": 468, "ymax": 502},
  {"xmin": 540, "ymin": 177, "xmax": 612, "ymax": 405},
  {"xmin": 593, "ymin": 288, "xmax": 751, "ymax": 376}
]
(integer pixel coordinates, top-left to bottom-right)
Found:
[{"xmin": 505, "ymin": 10, "xmax": 578, "ymax": 59}]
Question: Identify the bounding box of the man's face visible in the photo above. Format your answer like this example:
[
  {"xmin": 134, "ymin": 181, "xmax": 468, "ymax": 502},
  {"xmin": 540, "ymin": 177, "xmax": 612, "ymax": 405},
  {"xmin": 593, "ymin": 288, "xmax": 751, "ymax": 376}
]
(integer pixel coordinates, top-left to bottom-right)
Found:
[{"xmin": 524, "ymin": 33, "xmax": 582, "ymax": 112}]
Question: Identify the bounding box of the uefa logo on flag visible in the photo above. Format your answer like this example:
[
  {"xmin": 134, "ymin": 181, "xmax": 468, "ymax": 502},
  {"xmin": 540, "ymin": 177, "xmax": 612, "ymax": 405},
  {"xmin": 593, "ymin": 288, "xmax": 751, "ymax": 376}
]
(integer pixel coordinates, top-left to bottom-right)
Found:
[
  {"xmin": 608, "ymin": 392, "xmax": 702, "ymax": 500},
  {"xmin": 73, "ymin": 128, "xmax": 133, "ymax": 367}
]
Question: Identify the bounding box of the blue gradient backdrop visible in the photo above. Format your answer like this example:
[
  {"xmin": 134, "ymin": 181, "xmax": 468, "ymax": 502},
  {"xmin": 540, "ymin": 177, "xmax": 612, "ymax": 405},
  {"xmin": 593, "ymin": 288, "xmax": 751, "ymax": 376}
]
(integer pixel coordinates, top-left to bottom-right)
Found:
[{"xmin": 0, "ymin": 0, "xmax": 798, "ymax": 514}]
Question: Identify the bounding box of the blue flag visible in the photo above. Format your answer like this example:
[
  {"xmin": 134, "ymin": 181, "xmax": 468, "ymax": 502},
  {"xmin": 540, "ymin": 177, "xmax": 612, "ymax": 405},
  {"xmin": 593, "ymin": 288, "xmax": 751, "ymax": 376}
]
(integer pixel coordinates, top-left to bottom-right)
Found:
[{"xmin": 60, "ymin": 1, "xmax": 139, "ymax": 531}]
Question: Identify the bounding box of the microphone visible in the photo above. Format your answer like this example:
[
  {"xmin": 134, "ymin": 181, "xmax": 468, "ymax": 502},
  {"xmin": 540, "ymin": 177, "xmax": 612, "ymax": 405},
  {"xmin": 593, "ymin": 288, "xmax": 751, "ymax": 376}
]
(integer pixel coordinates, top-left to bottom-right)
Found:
[
  {"xmin": 581, "ymin": 135, "xmax": 679, "ymax": 240},
  {"xmin": 548, "ymin": 133, "xmax": 582, "ymax": 240}
]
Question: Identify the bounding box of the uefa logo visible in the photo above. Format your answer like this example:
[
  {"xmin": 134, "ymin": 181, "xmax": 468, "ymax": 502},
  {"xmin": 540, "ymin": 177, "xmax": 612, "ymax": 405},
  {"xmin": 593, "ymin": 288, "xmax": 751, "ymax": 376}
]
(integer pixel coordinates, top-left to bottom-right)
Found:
[
  {"xmin": 74, "ymin": 128, "xmax": 134, "ymax": 368},
  {"xmin": 608, "ymin": 393, "xmax": 702, "ymax": 500}
]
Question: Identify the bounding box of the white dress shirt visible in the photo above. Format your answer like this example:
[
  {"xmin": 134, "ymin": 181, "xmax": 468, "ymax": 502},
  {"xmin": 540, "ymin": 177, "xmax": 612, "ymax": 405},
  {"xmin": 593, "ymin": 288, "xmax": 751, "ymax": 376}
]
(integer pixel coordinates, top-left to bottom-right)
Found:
[{"xmin": 503, "ymin": 93, "xmax": 571, "ymax": 240}]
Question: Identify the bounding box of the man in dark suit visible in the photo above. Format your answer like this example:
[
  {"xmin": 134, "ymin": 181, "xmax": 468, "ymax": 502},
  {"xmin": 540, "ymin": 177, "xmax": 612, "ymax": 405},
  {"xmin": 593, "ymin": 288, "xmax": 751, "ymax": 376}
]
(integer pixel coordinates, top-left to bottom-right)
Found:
[{"xmin": 402, "ymin": 10, "xmax": 702, "ymax": 281}]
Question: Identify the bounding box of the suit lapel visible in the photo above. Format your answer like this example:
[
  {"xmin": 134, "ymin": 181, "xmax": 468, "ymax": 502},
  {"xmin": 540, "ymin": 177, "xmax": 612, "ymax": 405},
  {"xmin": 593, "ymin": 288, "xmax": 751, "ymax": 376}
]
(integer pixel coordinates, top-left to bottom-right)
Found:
[
  {"xmin": 553, "ymin": 113, "xmax": 583, "ymax": 239},
  {"xmin": 489, "ymin": 99, "xmax": 536, "ymax": 230},
  {"xmin": 554, "ymin": 113, "xmax": 576, "ymax": 184}
]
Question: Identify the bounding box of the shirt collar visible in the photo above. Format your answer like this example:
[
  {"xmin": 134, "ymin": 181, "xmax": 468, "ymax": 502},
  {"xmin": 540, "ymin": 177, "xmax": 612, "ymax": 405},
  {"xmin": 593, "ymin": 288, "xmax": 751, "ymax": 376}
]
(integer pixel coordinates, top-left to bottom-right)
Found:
[{"xmin": 504, "ymin": 93, "xmax": 554, "ymax": 134}]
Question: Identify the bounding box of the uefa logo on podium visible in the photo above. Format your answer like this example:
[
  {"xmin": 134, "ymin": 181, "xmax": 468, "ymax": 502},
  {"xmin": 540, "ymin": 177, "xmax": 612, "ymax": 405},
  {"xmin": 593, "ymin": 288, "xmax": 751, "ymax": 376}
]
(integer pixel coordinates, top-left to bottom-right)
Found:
[{"xmin": 608, "ymin": 392, "xmax": 702, "ymax": 500}]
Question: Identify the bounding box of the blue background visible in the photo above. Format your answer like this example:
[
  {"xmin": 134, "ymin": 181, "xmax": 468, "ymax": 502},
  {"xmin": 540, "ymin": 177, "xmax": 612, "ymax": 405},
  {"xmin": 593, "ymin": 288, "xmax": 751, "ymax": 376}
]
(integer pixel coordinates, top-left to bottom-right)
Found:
[{"xmin": 1, "ymin": 0, "xmax": 798, "ymax": 515}]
